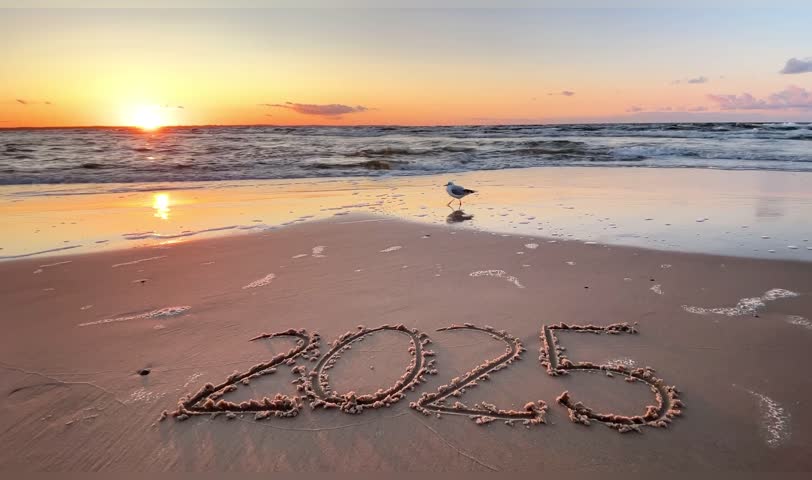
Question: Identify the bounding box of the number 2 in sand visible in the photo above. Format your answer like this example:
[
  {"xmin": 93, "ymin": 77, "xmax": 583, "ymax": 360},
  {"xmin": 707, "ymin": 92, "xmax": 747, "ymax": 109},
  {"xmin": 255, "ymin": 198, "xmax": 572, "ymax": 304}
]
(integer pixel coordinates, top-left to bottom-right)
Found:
[
  {"xmin": 539, "ymin": 322, "xmax": 684, "ymax": 433},
  {"xmin": 411, "ymin": 324, "xmax": 547, "ymax": 427}
]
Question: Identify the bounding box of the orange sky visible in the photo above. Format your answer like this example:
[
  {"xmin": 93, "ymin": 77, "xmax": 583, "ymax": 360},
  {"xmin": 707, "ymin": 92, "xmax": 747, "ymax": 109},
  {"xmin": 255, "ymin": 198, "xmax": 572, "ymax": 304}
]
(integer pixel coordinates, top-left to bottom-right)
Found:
[{"xmin": 2, "ymin": 8, "xmax": 811, "ymax": 127}]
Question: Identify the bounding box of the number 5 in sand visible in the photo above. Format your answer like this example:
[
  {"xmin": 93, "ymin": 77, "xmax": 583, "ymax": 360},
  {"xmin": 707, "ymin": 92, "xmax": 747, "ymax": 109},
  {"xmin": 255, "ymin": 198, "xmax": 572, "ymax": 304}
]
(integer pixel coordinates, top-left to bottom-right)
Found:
[{"xmin": 539, "ymin": 322, "xmax": 684, "ymax": 433}]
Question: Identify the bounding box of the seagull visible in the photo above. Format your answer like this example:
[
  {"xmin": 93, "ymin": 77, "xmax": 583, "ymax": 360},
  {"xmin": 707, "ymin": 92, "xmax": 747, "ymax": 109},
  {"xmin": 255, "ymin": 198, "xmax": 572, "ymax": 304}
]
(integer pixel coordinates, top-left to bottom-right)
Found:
[{"xmin": 445, "ymin": 181, "xmax": 476, "ymax": 208}]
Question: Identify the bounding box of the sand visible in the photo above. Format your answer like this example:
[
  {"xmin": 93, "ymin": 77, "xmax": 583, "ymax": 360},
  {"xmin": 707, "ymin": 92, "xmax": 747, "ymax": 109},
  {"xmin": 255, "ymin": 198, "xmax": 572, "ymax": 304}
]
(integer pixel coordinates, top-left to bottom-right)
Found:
[{"xmin": 1, "ymin": 214, "xmax": 811, "ymax": 471}]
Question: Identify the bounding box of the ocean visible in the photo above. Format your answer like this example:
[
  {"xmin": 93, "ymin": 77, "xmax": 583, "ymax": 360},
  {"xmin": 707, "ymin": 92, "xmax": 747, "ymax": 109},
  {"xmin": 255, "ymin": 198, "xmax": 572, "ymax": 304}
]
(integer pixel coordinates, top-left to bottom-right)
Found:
[{"xmin": 1, "ymin": 123, "xmax": 811, "ymax": 185}]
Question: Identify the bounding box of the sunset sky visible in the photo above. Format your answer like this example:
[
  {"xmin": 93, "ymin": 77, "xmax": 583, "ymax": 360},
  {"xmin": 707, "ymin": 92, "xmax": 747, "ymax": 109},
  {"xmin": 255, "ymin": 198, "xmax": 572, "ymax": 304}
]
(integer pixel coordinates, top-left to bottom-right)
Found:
[{"xmin": 2, "ymin": 7, "xmax": 811, "ymax": 127}]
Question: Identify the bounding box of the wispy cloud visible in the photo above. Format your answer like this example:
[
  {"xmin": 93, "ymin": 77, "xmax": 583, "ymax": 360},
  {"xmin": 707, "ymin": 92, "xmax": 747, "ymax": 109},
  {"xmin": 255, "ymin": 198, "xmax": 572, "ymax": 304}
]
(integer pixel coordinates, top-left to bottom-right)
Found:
[
  {"xmin": 780, "ymin": 57, "xmax": 812, "ymax": 75},
  {"xmin": 672, "ymin": 76, "xmax": 709, "ymax": 85},
  {"xmin": 547, "ymin": 91, "xmax": 576, "ymax": 97},
  {"xmin": 708, "ymin": 85, "xmax": 812, "ymax": 110},
  {"xmin": 260, "ymin": 102, "xmax": 370, "ymax": 117},
  {"xmin": 15, "ymin": 99, "xmax": 52, "ymax": 106},
  {"xmin": 627, "ymin": 104, "xmax": 708, "ymax": 113}
]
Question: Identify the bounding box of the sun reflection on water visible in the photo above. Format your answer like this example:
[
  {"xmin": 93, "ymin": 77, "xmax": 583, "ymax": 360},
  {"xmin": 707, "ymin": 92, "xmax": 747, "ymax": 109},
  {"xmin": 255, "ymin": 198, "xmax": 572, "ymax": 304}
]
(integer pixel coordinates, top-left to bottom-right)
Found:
[{"xmin": 152, "ymin": 193, "xmax": 170, "ymax": 220}]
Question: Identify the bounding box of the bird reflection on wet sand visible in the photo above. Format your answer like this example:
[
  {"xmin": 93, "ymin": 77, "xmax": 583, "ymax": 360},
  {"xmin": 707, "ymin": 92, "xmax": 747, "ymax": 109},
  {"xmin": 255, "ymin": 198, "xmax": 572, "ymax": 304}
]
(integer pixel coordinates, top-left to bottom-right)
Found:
[{"xmin": 447, "ymin": 209, "xmax": 474, "ymax": 223}]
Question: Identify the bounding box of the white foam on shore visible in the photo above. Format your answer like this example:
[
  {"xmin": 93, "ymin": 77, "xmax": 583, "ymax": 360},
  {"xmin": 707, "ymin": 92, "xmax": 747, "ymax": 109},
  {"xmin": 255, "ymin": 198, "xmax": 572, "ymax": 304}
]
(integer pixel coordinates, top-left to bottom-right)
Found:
[
  {"xmin": 786, "ymin": 315, "xmax": 812, "ymax": 330},
  {"xmin": 311, "ymin": 246, "xmax": 326, "ymax": 258},
  {"xmin": 524, "ymin": 243, "xmax": 539, "ymax": 249},
  {"xmin": 380, "ymin": 246, "xmax": 402, "ymax": 253},
  {"xmin": 469, "ymin": 270, "xmax": 525, "ymax": 289},
  {"xmin": 565, "ymin": 261, "xmax": 576, "ymax": 266},
  {"xmin": 79, "ymin": 305, "xmax": 191, "ymax": 327},
  {"xmin": 112, "ymin": 256, "xmax": 167, "ymax": 268},
  {"xmin": 744, "ymin": 388, "xmax": 791, "ymax": 448},
  {"xmin": 660, "ymin": 264, "xmax": 672, "ymax": 269},
  {"xmin": 682, "ymin": 288, "xmax": 799, "ymax": 316},
  {"xmin": 650, "ymin": 284, "xmax": 664, "ymax": 295},
  {"xmin": 291, "ymin": 253, "xmax": 308, "ymax": 259},
  {"xmin": 242, "ymin": 273, "xmax": 276, "ymax": 289}
]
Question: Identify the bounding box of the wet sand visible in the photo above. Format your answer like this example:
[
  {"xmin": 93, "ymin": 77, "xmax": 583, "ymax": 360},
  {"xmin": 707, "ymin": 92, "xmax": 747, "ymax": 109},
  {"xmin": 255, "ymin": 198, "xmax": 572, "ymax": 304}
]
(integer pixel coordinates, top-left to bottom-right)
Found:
[
  {"xmin": 1, "ymin": 214, "xmax": 810, "ymax": 471},
  {"xmin": 2, "ymin": 167, "xmax": 811, "ymax": 262}
]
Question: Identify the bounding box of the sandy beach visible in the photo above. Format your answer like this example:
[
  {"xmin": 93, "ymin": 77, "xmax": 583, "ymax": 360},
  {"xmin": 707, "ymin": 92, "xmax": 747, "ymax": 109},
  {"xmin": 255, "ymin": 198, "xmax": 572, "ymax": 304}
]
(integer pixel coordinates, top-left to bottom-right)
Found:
[{"xmin": 1, "ymin": 209, "xmax": 810, "ymax": 471}]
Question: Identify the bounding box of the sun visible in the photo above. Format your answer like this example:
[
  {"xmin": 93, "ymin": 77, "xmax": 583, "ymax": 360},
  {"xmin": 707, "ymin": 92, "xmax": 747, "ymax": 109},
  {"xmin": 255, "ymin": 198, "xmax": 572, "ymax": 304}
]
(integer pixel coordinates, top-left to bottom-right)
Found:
[{"xmin": 129, "ymin": 105, "xmax": 164, "ymax": 131}]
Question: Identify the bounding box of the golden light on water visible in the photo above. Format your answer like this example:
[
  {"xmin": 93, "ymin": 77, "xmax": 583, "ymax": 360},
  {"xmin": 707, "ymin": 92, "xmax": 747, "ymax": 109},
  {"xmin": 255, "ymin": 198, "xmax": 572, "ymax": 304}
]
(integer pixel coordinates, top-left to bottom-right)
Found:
[{"xmin": 152, "ymin": 193, "xmax": 170, "ymax": 220}]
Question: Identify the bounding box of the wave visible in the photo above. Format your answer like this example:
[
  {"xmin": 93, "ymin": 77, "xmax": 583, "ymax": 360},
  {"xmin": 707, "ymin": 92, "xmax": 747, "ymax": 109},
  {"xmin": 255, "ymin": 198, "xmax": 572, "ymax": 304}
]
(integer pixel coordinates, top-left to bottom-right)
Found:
[{"xmin": 2, "ymin": 123, "xmax": 812, "ymax": 185}]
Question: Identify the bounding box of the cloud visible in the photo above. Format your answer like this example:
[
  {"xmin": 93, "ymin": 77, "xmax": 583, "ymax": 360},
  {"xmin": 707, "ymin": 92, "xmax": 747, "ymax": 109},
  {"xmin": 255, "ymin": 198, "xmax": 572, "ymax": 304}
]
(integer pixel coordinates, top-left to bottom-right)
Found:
[
  {"xmin": 260, "ymin": 102, "xmax": 370, "ymax": 117},
  {"xmin": 708, "ymin": 85, "xmax": 812, "ymax": 110},
  {"xmin": 548, "ymin": 91, "xmax": 576, "ymax": 97},
  {"xmin": 673, "ymin": 76, "xmax": 709, "ymax": 85},
  {"xmin": 627, "ymin": 105, "xmax": 708, "ymax": 113},
  {"xmin": 780, "ymin": 57, "xmax": 812, "ymax": 75},
  {"xmin": 15, "ymin": 99, "xmax": 52, "ymax": 106}
]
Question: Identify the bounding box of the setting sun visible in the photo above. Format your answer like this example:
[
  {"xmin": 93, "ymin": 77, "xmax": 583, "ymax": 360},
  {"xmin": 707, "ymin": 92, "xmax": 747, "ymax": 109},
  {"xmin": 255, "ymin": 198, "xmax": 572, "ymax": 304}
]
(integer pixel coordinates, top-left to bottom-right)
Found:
[{"xmin": 129, "ymin": 105, "xmax": 164, "ymax": 131}]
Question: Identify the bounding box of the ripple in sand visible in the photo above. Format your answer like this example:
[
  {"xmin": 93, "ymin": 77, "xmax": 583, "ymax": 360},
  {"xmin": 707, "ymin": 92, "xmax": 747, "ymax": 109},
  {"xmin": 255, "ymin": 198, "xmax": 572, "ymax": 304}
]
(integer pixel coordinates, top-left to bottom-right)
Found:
[
  {"xmin": 380, "ymin": 246, "xmax": 402, "ymax": 253},
  {"xmin": 682, "ymin": 288, "xmax": 798, "ymax": 316},
  {"xmin": 469, "ymin": 270, "xmax": 524, "ymax": 289},
  {"xmin": 112, "ymin": 255, "xmax": 167, "ymax": 268},
  {"xmin": 242, "ymin": 273, "xmax": 276, "ymax": 289},
  {"xmin": 744, "ymin": 388, "xmax": 791, "ymax": 448},
  {"xmin": 79, "ymin": 305, "xmax": 191, "ymax": 327}
]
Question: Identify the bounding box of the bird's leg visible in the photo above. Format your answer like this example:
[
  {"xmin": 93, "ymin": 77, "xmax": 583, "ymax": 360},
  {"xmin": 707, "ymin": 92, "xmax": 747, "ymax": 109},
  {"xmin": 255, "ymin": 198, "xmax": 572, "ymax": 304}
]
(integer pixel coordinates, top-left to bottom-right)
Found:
[
  {"xmin": 458, "ymin": 199, "xmax": 463, "ymax": 209},
  {"xmin": 447, "ymin": 199, "xmax": 454, "ymax": 208}
]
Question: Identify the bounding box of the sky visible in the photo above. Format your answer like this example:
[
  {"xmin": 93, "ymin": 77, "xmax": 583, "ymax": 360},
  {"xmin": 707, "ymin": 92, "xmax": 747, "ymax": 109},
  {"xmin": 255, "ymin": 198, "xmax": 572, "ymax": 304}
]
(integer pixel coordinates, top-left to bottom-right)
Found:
[{"xmin": 1, "ymin": 7, "xmax": 811, "ymax": 127}]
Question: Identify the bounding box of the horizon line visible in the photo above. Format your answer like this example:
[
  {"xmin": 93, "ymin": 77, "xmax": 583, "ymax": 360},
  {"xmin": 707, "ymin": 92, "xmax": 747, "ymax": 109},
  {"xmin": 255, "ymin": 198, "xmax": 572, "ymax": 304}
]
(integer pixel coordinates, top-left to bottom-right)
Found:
[{"xmin": 2, "ymin": 120, "xmax": 809, "ymax": 131}]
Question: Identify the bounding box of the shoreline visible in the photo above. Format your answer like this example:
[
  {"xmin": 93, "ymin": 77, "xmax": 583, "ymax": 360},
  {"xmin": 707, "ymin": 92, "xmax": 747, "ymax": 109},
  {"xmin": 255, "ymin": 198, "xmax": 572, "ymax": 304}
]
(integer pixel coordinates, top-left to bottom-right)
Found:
[{"xmin": 2, "ymin": 166, "xmax": 811, "ymax": 262}]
